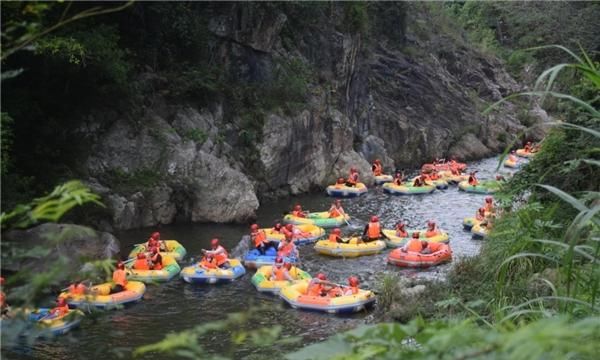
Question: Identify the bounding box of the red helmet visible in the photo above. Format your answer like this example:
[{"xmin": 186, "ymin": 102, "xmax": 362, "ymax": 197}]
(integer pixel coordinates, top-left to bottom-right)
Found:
[
  {"xmin": 284, "ymin": 262, "xmax": 292, "ymax": 270},
  {"xmin": 275, "ymin": 256, "xmax": 284, "ymax": 264},
  {"xmin": 371, "ymin": 216, "xmax": 379, "ymax": 223},
  {"xmin": 137, "ymin": 253, "xmax": 145, "ymax": 259},
  {"xmin": 286, "ymin": 224, "xmax": 294, "ymax": 231},
  {"xmin": 348, "ymin": 276, "xmax": 359, "ymax": 287},
  {"xmin": 274, "ymin": 223, "xmax": 282, "ymax": 229},
  {"xmin": 294, "ymin": 204, "xmax": 302, "ymax": 211},
  {"xmin": 333, "ymin": 228, "xmax": 341, "ymax": 235},
  {"xmin": 117, "ymin": 261, "xmax": 125, "ymax": 270},
  {"xmin": 151, "ymin": 232, "xmax": 160, "ymax": 240},
  {"xmin": 485, "ymin": 197, "xmax": 493, "ymax": 203},
  {"xmin": 316, "ymin": 273, "xmax": 327, "ymax": 281},
  {"xmin": 412, "ymin": 232, "xmax": 420, "ymax": 239},
  {"xmin": 250, "ymin": 224, "xmax": 259, "ymax": 231},
  {"xmin": 211, "ymin": 238, "xmax": 219, "ymax": 248},
  {"xmin": 56, "ymin": 297, "xmax": 67, "ymax": 306}
]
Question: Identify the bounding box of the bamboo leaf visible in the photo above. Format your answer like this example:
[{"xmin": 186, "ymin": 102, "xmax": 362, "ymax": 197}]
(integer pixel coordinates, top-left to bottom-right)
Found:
[{"xmin": 537, "ymin": 184, "xmax": 589, "ymax": 212}]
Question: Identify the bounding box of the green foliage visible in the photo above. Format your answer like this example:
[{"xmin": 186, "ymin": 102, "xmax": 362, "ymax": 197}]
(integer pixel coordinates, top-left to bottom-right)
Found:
[
  {"xmin": 1, "ymin": 112, "xmax": 14, "ymax": 176},
  {"xmin": 343, "ymin": 2, "xmax": 369, "ymax": 35},
  {"xmin": 104, "ymin": 168, "xmax": 162, "ymax": 195},
  {"xmin": 183, "ymin": 128, "xmax": 208, "ymax": 144}
]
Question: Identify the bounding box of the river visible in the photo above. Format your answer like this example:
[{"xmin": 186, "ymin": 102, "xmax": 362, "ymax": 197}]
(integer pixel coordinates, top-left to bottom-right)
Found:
[{"xmin": 5, "ymin": 156, "xmax": 512, "ymax": 360}]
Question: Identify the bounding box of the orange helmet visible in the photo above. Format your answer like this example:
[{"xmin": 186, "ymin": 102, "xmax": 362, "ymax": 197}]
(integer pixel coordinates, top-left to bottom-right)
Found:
[
  {"xmin": 211, "ymin": 238, "xmax": 219, "ymax": 248},
  {"xmin": 348, "ymin": 276, "xmax": 359, "ymax": 287},
  {"xmin": 151, "ymin": 232, "xmax": 160, "ymax": 240},
  {"xmin": 371, "ymin": 216, "xmax": 379, "ymax": 223},
  {"xmin": 335, "ymin": 199, "xmax": 341, "ymax": 205},
  {"xmin": 316, "ymin": 273, "xmax": 327, "ymax": 281},
  {"xmin": 250, "ymin": 224, "xmax": 259, "ymax": 231},
  {"xmin": 350, "ymin": 167, "xmax": 357, "ymax": 172}
]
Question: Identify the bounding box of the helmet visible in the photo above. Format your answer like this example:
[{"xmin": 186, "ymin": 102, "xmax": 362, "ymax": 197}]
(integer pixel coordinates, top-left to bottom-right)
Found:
[
  {"xmin": 348, "ymin": 276, "xmax": 359, "ymax": 287},
  {"xmin": 250, "ymin": 224, "xmax": 259, "ymax": 231},
  {"xmin": 275, "ymin": 256, "xmax": 284, "ymax": 264},
  {"xmin": 284, "ymin": 263, "xmax": 292, "ymax": 270},
  {"xmin": 117, "ymin": 261, "xmax": 125, "ymax": 270},
  {"xmin": 371, "ymin": 216, "xmax": 379, "ymax": 223},
  {"xmin": 316, "ymin": 273, "xmax": 327, "ymax": 281},
  {"xmin": 211, "ymin": 238, "xmax": 219, "ymax": 248},
  {"xmin": 274, "ymin": 223, "xmax": 282, "ymax": 229},
  {"xmin": 294, "ymin": 204, "xmax": 302, "ymax": 211},
  {"xmin": 137, "ymin": 253, "xmax": 145, "ymax": 259},
  {"xmin": 151, "ymin": 232, "xmax": 160, "ymax": 240},
  {"xmin": 286, "ymin": 224, "xmax": 294, "ymax": 231},
  {"xmin": 56, "ymin": 297, "xmax": 67, "ymax": 306},
  {"xmin": 333, "ymin": 228, "xmax": 341, "ymax": 235},
  {"xmin": 412, "ymin": 232, "xmax": 420, "ymax": 239},
  {"xmin": 485, "ymin": 197, "xmax": 493, "ymax": 203}
]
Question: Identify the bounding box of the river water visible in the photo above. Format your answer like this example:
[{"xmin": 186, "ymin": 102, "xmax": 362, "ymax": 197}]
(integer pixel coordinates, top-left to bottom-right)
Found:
[{"xmin": 5, "ymin": 156, "xmax": 512, "ymax": 360}]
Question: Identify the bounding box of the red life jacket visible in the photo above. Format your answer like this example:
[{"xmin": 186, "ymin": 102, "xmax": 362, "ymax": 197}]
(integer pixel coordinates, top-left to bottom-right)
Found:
[
  {"xmin": 252, "ymin": 230, "xmax": 267, "ymax": 247},
  {"xmin": 367, "ymin": 222, "xmax": 381, "ymax": 239}
]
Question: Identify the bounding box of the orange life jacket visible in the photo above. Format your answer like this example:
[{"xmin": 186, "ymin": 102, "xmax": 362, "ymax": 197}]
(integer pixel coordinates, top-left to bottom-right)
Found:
[
  {"xmin": 406, "ymin": 238, "xmax": 423, "ymax": 252},
  {"xmin": 367, "ymin": 222, "xmax": 381, "ymax": 239},
  {"xmin": 278, "ymin": 242, "xmax": 295, "ymax": 257},
  {"xmin": 151, "ymin": 253, "xmax": 163, "ymax": 270},
  {"xmin": 69, "ymin": 284, "xmax": 86, "ymax": 295},
  {"xmin": 112, "ymin": 269, "xmax": 128, "ymax": 287},
  {"xmin": 252, "ymin": 230, "xmax": 267, "ymax": 247},
  {"xmin": 213, "ymin": 246, "xmax": 229, "ymax": 266},
  {"xmin": 373, "ymin": 163, "xmax": 382, "ymax": 176},
  {"xmin": 430, "ymin": 173, "xmax": 440, "ymax": 180},
  {"xmin": 50, "ymin": 305, "xmax": 69, "ymax": 317},
  {"xmin": 200, "ymin": 258, "xmax": 217, "ymax": 269},
  {"xmin": 327, "ymin": 287, "xmax": 343, "ymax": 297},
  {"xmin": 329, "ymin": 208, "xmax": 341, "ymax": 218},
  {"xmin": 425, "ymin": 230, "xmax": 438, "ymax": 238},
  {"xmin": 273, "ymin": 267, "xmax": 287, "ymax": 281},
  {"xmin": 329, "ymin": 233, "xmax": 340, "ymax": 243},
  {"xmin": 307, "ymin": 283, "xmax": 323, "ymax": 296},
  {"xmin": 134, "ymin": 259, "xmax": 150, "ymax": 270}
]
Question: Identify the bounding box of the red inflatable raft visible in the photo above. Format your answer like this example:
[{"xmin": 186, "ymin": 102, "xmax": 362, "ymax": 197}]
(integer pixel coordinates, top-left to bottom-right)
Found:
[{"xmin": 387, "ymin": 242, "xmax": 452, "ymax": 268}]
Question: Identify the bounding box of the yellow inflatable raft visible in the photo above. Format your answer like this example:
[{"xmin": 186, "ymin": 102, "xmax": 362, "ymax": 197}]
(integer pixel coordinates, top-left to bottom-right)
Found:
[
  {"xmin": 471, "ymin": 223, "xmax": 490, "ymax": 239},
  {"xmin": 128, "ymin": 240, "xmax": 187, "ymax": 261},
  {"xmin": 504, "ymin": 158, "xmax": 519, "ymax": 168},
  {"xmin": 438, "ymin": 171, "xmax": 469, "ymax": 184},
  {"xmin": 251, "ymin": 265, "xmax": 312, "ymax": 294},
  {"xmin": 382, "ymin": 182, "xmax": 435, "ymax": 195},
  {"xmin": 326, "ymin": 183, "xmax": 368, "ymax": 198},
  {"xmin": 262, "ymin": 224, "xmax": 325, "ymax": 245},
  {"xmin": 283, "ymin": 211, "xmax": 350, "ymax": 228},
  {"xmin": 381, "ymin": 229, "xmax": 449, "ymax": 248},
  {"xmin": 314, "ymin": 238, "xmax": 386, "ymax": 257},
  {"xmin": 279, "ymin": 280, "xmax": 376, "ymax": 314},
  {"xmin": 60, "ymin": 281, "xmax": 146, "ymax": 309},
  {"xmin": 374, "ymin": 174, "xmax": 394, "ymax": 185},
  {"xmin": 28, "ymin": 308, "xmax": 84, "ymax": 336},
  {"xmin": 126, "ymin": 255, "xmax": 181, "ymax": 282},
  {"xmin": 516, "ymin": 149, "xmax": 535, "ymax": 158}
]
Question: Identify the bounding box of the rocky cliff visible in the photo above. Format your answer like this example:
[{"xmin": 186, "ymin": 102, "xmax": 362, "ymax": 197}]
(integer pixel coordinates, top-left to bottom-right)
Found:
[{"xmin": 75, "ymin": 2, "xmax": 543, "ymax": 230}]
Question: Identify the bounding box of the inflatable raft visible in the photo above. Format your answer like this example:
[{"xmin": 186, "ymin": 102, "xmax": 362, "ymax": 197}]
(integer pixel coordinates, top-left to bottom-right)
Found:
[
  {"xmin": 283, "ymin": 211, "xmax": 350, "ymax": 228},
  {"xmin": 262, "ymin": 224, "xmax": 325, "ymax": 245},
  {"xmin": 279, "ymin": 280, "xmax": 376, "ymax": 314},
  {"xmin": 326, "ymin": 183, "xmax": 367, "ymax": 198},
  {"xmin": 128, "ymin": 240, "xmax": 187, "ymax": 261},
  {"xmin": 180, "ymin": 259, "xmax": 246, "ymax": 284},
  {"xmin": 504, "ymin": 158, "xmax": 519, "ymax": 168},
  {"xmin": 516, "ymin": 149, "xmax": 535, "ymax": 158},
  {"xmin": 60, "ymin": 281, "xmax": 146, "ymax": 309},
  {"xmin": 314, "ymin": 239, "xmax": 386, "ymax": 257},
  {"xmin": 126, "ymin": 255, "xmax": 181, "ymax": 282},
  {"xmin": 462, "ymin": 217, "xmax": 480, "ymax": 231},
  {"xmin": 410, "ymin": 177, "xmax": 448, "ymax": 190},
  {"xmin": 374, "ymin": 174, "xmax": 394, "ymax": 185},
  {"xmin": 251, "ymin": 265, "xmax": 311, "ymax": 294},
  {"xmin": 438, "ymin": 171, "xmax": 469, "ymax": 184},
  {"xmin": 471, "ymin": 223, "xmax": 489, "ymax": 239},
  {"xmin": 387, "ymin": 243, "xmax": 452, "ymax": 268},
  {"xmin": 422, "ymin": 162, "xmax": 467, "ymax": 173},
  {"xmin": 28, "ymin": 308, "xmax": 83, "ymax": 336},
  {"xmin": 243, "ymin": 248, "xmax": 298, "ymax": 269},
  {"xmin": 381, "ymin": 229, "xmax": 449, "ymax": 248},
  {"xmin": 458, "ymin": 180, "xmax": 500, "ymax": 194},
  {"xmin": 382, "ymin": 183, "xmax": 435, "ymax": 195}
]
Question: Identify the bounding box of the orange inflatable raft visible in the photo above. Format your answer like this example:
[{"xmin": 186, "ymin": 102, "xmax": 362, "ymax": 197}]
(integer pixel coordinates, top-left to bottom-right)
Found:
[{"xmin": 387, "ymin": 242, "xmax": 452, "ymax": 268}]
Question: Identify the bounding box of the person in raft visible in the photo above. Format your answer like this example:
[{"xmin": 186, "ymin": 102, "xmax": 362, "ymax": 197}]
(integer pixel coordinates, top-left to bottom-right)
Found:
[
  {"xmin": 413, "ymin": 174, "xmax": 428, "ymax": 187},
  {"xmin": 425, "ymin": 220, "xmax": 440, "ymax": 238},
  {"xmin": 484, "ymin": 196, "xmax": 495, "ymax": 213},
  {"xmin": 328, "ymin": 199, "xmax": 346, "ymax": 218},
  {"xmin": 393, "ymin": 171, "xmax": 404, "ymax": 186},
  {"xmin": 450, "ymin": 165, "xmax": 462, "ymax": 176},
  {"xmin": 133, "ymin": 252, "xmax": 150, "ymax": 270},
  {"xmin": 343, "ymin": 276, "xmax": 360, "ymax": 296},
  {"xmin": 149, "ymin": 247, "xmax": 163, "ymax": 270},
  {"xmin": 475, "ymin": 207, "xmax": 487, "ymax": 221},
  {"xmin": 508, "ymin": 150, "xmax": 518, "ymax": 163},
  {"xmin": 271, "ymin": 223, "xmax": 283, "ymax": 234},
  {"xmin": 47, "ymin": 297, "xmax": 70, "ymax": 318},
  {"xmin": 291, "ymin": 204, "xmax": 307, "ymax": 218},
  {"xmin": 110, "ymin": 261, "xmax": 128, "ymax": 294},
  {"xmin": 328, "ymin": 228, "xmax": 344, "ymax": 243},
  {"xmin": 395, "ymin": 222, "xmax": 408, "ymax": 238},
  {"xmin": 250, "ymin": 223, "xmax": 274, "ymax": 255},
  {"xmin": 146, "ymin": 232, "xmax": 160, "ymax": 251},
  {"xmin": 270, "ymin": 257, "xmax": 294, "ymax": 282},
  {"xmin": 277, "ymin": 233, "xmax": 299, "ymax": 260},
  {"xmin": 346, "ymin": 167, "xmax": 359, "ymax": 187},
  {"xmin": 524, "ymin": 141, "xmax": 532, "ymax": 152},
  {"xmin": 362, "ymin": 216, "xmax": 384, "ymax": 242},
  {"xmin": 67, "ymin": 279, "xmax": 88, "ymax": 295},
  {"xmin": 468, "ymin": 171, "xmax": 479, "ymax": 186},
  {"xmin": 201, "ymin": 238, "xmax": 230, "ymax": 269},
  {"xmin": 429, "ymin": 170, "xmax": 441, "ymax": 180},
  {"xmin": 306, "ymin": 273, "xmax": 335, "ymax": 297},
  {"xmin": 372, "ymin": 159, "xmax": 383, "ymax": 176},
  {"xmin": 401, "ymin": 232, "xmax": 428, "ymax": 253}
]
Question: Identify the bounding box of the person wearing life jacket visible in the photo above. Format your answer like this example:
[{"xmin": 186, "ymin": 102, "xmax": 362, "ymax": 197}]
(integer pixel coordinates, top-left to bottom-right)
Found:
[
  {"xmin": 393, "ymin": 171, "xmax": 403, "ymax": 186},
  {"xmin": 250, "ymin": 223, "xmax": 270, "ymax": 255},
  {"xmin": 402, "ymin": 232, "xmax": 423, "ymax": 252},
  {"xmin": 413, "ymin": 175, "xmax": 428, "ymax": 187},
  {"xmin": 133, "ymin": 252, "xmax": 150, "ymax": 270},
  {"xmin": 430, "ymin": 170, "xmax": 440, "ymax": 180},
  {"xmin": 395, "ymin": 222, "xmax": 408, "ymax": 238},
  {"xmin": 346, "ymin": 167, "xmax": 359, "ymax": 187},
  {"xmin": 420, "ymin": 240, "xmax": 432, "ymax": 254},
  {"xmin": 110, "ymin": 261, "xmax": 128, "ymax": 294},
  {"xmin": 450, "ymin": 166, "xmax": 461, "ymax": 176},
  {"xmin": 328, "ymin": 199, "xmax": 344, "ymax": 218},
  {"xmin": 484, "ymin": 196, "xmax": 495, "ymax": 213},
  {"xmin": 307, "ymin": 273, "xmax": 328, "ymax": 297},
  {"xmin": 270, "ymin": 257, "xmax": 294, "ymax": 281},
  {"xmin": 202, "ymin": 238, "xmax": 229, "ymax": 268},
  {"xmin": 150, "ymin": 247, "xmax": 163, "ymax": 270},
  {"xmin": 508, "ymin": 150, "xmax": 518, "ymax": 163},
  {"xmin": 524, "ymin": 141, "xmax": 532, "ymax": 152},
  {"xmin": 272, "ymin": 223, "xmax": 283, "ymax": 234},
  {"xmin": 48, "ymin": 297, "xmax": 70, "ymax": 318},
  {"xmin": 468, "ymin": 171, "xmax": 479, "ymax": 186},
  {"xmin": 335, "ymin": 177, "xmax": 346, "ymax": 189},
  {"xmin": 68, "ymin": 280, "xmax": 88, "ymax": 296},
  {"xmin": 476, "ymin": 207, "xmax": 487, "ymax": 221},
  {"xmin": 343, "ymin": 276, "xmax": 360, "ymax": 296},
  {"xmin": 328, "ymin": 228, "xmax": 343, "ymax": 243},
  {"xmin": 291, "ymin": 204, "xmax": 306, "ymax": 218},
  {"xmin": 277, "ymin": 233, "xmax": 299, "ymax": 259},
  {"xmin": 372, "ymin": 159, "xmax": 383, "ymax": 176},
  {"xmin": 362, "ymin": 216, "xmax": 383, "ymax": 242},
  {"xmin": 425, "ymin": 220, "xmax": 439, "ymax": 238}
]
